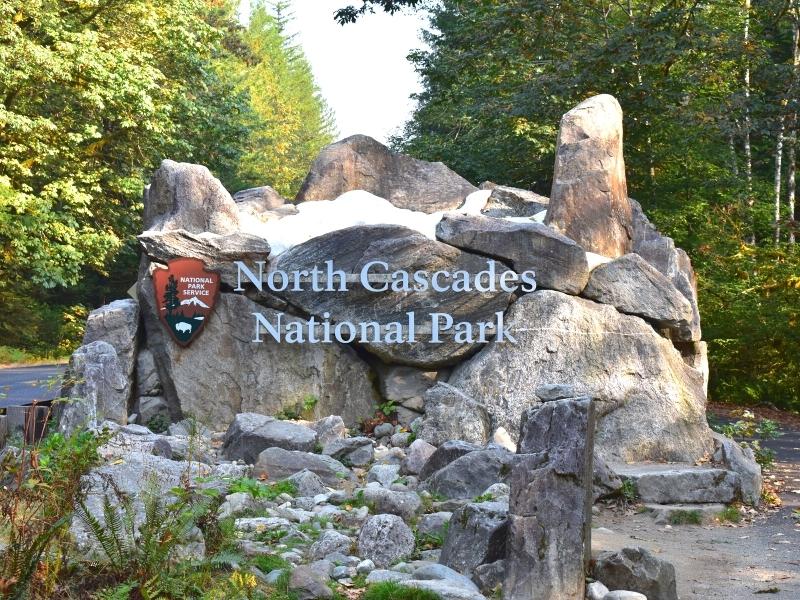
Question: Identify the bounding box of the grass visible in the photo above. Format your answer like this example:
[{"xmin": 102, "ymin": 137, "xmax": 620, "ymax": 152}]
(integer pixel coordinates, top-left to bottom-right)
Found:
[
  {"xmin": 250, "ymin": 554, "xmax": 291, "ymax": 574},
  {"xmin": 0, "ymin": 345, "xmax": 69, "ymax": 367},
  {"xmin": 620, "ymin": 479, "xmax": 638, "ymax": 502},
  {"xmin": 668, "ymin": 509, "xmax": 703, "ymax": 525},
  {"xmin": 718, "ymin": 506, "xmax": 742, "ymax": 523},
  {"xmin": 228, "ymin": 477, "xmax": 297, "ymax": 500},
  {"xmin": 362, "ymin": 582, "xmax": 442, "ymax": 600}
]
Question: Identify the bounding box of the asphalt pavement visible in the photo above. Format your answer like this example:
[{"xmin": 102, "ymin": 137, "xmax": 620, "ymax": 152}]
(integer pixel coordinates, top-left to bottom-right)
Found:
[{"xmin": 0, "ymin": 364, "xmax": 66, "ymax": 408}]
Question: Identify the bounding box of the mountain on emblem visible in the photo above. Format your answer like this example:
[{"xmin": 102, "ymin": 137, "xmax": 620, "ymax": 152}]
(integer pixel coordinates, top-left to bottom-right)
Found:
[{"xmin": 152, "ymin": 258, "xmax": 220, "ymax": 347}]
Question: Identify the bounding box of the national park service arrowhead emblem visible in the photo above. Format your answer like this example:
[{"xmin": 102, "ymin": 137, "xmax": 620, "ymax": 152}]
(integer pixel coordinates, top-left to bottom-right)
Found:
[{"xmin": 153, "ymin": 258, "xmax": 220, "ymax": 347}]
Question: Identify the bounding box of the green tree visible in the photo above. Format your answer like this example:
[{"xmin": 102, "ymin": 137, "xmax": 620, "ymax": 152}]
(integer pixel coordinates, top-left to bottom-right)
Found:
[{"xmin": 232, "ymin": 1, "xmax": 336, "ymax": 197}]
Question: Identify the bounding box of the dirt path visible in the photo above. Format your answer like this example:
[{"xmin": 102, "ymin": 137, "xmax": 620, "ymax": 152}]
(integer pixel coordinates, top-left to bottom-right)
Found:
[{"xmin": 592, "ymin": 417, "xmax": 800, "ymax": 599}]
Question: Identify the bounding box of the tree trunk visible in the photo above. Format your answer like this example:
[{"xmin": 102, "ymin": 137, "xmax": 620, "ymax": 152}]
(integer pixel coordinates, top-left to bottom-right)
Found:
[
  {"xmin": 790, "ymin": 4, "xmax": 799, "ymax": 245},
  {"xmin": 744, "ymin": 0, "xmax": 755, "ymax": 243},
  {"xmin": 775, "ymin": 119, "xmax": 785, "ymax": 244}
]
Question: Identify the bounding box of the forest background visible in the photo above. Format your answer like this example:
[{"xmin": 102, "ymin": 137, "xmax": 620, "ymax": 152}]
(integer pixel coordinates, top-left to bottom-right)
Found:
[{"xmin": 2, "ymin": 0, "xmax": 799, "ymax": 412}]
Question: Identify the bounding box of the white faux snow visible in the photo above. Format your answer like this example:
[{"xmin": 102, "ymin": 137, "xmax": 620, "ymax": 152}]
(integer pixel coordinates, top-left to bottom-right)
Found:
[
  {"xmin": 238, "ymin": 188, "xmax": 555, "ymax": 259},
  {"xmin": 586, "ymin": 251, "xmax": 613, "ymax": 271}
]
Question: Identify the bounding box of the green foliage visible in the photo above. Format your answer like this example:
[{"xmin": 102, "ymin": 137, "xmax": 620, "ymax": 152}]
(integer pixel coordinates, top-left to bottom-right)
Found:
[
  {"xmin": 228, "ymin": 478, "xmax": 297, "ymax": 500},
  {"xmin": 717, "ymin": 506, "xmax": 743, "ymax": 524},
  {"xmin": 709, "ymin": 410, "xmax": 781, "ymax": 468},
  {"xmin": 362, "ymin": 582, "xmax": 442, "ymax": 600},
  {"xmin": 378, "ymin": 401, "xmax": 398, "ymax": 417},
  {"xmin": 0, "ymin": 426, "xmax": 110, "ymax": 598},
  {"xmin": 668, "ymin": 510, "xmax": 702, "ymax": 526},
  {"xmin": 0, "ymin": 0, "xmax": 333, "ymax": 355},
  {"xmin": 620, "ymin": 479, "xmax": 638, "ymax": 503},
  {"xmin": 250, "ymin": 554, "xmax": 291, "ymax": 575},
  {"xmin": 472, "ymin": 493, "xmax": 493, "ymax": 503}
]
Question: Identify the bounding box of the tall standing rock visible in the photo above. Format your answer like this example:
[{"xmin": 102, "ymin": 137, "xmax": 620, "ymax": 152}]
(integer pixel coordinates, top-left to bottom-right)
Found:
[
  {"xmin": 546, "ymin": 95, "xmax": 633, "ymax": 257},
  {"xmin": 505, "ymin": 398, "xmax": 595, "ymax": 600},
  {"xmin": 295, "ymin": 135, "xmax": 477, "ymax": 213},
  {"xmin": 82, "ymin": 299, "xmax": 140, "ymax": 409}
]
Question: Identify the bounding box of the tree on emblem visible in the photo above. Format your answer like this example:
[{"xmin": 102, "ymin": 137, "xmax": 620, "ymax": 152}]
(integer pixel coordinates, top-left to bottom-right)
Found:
[{"xmin": 163, "ymin": 275, "xmax": 181, "ymax": 316}]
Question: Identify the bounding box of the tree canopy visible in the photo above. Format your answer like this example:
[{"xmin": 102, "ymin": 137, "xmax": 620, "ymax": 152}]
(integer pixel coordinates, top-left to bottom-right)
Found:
[{"xmin": 0, "ymin": 0, "xmax": 333, "ymax": 354}]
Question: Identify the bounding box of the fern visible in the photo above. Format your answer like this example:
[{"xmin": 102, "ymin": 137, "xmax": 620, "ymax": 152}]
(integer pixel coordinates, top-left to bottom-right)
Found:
[{"xmin": 94, "ymin": 581, "xmax": 136, "ymax": 600}]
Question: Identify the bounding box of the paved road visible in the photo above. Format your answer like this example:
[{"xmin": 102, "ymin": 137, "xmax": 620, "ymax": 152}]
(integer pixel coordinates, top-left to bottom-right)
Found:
[{"xmin": 0, "ymin": 364, "xmax": 66, "ymax": 408}]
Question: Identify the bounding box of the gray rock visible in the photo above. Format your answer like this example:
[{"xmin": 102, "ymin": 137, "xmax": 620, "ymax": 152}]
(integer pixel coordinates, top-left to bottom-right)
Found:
[
  {"xmin": 583, "ymin": 253, "xmax": 694, "ymax": 338},
  {"xmin": 309, "ymin": 530, "xmax": 353, "ymax": 560},
  {"xmin": 594, "ymin": 453, "xmax": 624, "ymax": 501},
  {"xmin": 603, "ymin": 592, "xmax": 647, "ymax": 600},
  {"xmin": 630, "ymin": 198, "xmax": 701, "ymax": 341},
  {"xmin": 366, "ymin": 570, "xmax": 412, "ymax": 584},
  {"xmin": 402, "ymin": 439, "xmax": 437, "ymax": 475},
  {"xmin": 594, "ymin": 547, "xmax": 677, "ymax": 600},
  {"xmin": 137, "ymin": 229, "xmax": 271, "ymax": 289},
  {"xmin": 423, "ymin": 447, "xmax": 514, "ymax": 500},
  {"xmin": 138, "ymin": 280, "xmax": 378, "ymax": 429},
  {"xmin": 587, "ymin": 581, "xmax": 610, "ymax": 600},
  {"xmin": 287, "ymin": 469, "xmax": 328, "ymax": 498},
  {"xmin": 233, "ymin": 185, "xmax": 286, "ymax": 210},
  {"xmin": 313, "ymin": 416, "xmax": 347, "ymax": 448},
  {"xmin": 271, "ymin": 225, "xmax": 512, "ymax": 368},
  {"xmin": 481, "ymin": 185, "xmax": 548, "ymax": 218},
  {"xmin": 367, "ymin": 464, "xmax": 401, "ymax": 487},
  {"xmin": 82, "ymin": 299, "xmax": 139, "ymax": 408},
  {"xmin": 217, "ymin": 492, "xmax": 261, "ymax": 519},
  {"xmin": 391, "ymin": 432, "xmax": 412, "ymax": 448},
  {"xmin": 135, "ymin": 347, "xmax": 161, "ymax": 397},
  {"xmin": 296, "ymin": 134, "xmax": 476, "ymax": 213},
  {"xmin": 412, "ymin": 564, "xmax": 480, "ymax": 592},
  {"xmin": 418, "ymin": 441, "xmax": 481, "ymax": 481},
  {"xmin": 613, "ymin": 463, "xmax": 739, "ymax": 504},
  {"xmin": 357, "ymin": 559, "xmax": 375, "ymax": 574},
  {"xmin": 545, "ymin": 94, "xmax": 632, "ymax": 258},
  {"xmin": 646, "ymin": 503, "xmax": 726, "ymax": 525},
  {"xmin": 436, "ymin": 213, "xmax": 589, "ymax": 295},
  {"xmin": 418, "ymin": 383, "xmax": 492, "ymax": 447},
  {"xmin": 712, "ymin": 432, "xmax": 762, "ymax": 506},
  {"xmin": 402, "ymin": 580, "xmax": 487, "ymax": 600},
  {"xmin": 254, "ymin": 447, "xmax": 349, "ymax": 486},
  {"xmin": 374, "ymin": 423, "xmax": 395, "ymax": 438},
  {"xmin": 136, "ymin": 396, "xmax": 170, "ymax": 427},
  {"xmin": 439, "ymin": 501, "xmax": 507, "ymax": 575},
  {"xmin": 358, "ymin": 514, "xmax": 416, "ymax": 568},
  {"xmin": 535, "ymin": 383, "xmax": 577, "ymax": 401},
  {"xmin": 323, "ymin": 437, "xmax": 374, "ymax": 467},
  {"xmin": 378, "ymin": 365, "xmax": 436, "ymax": 407},
  {"xmin": 448, "ymin": 291, "xmax": 713, "ymax": 463},
  {"xmin": 144, "ymin": 159, "xmax": 239, "ymax": 235},
  {"xmin": 506, "ymin": 398, "xmax": 595, "ymax": 600},
  {"xmin": 472, "ymin": 561, "xmax": 505, "ymax": 593},
  {"xmin": 417, "ymin": 512, "xmax": 452, "ymax": 537},
  {"xmin": 59, "ymin": 341, "xmax": 129, "ymax": 434},
  {"xmin": 289, "ymin": 564, "xmax": 334, "ymax": 600},
  {"xmin": 362, "ymin": 488, "xmax": 422, "ymax": 521}
]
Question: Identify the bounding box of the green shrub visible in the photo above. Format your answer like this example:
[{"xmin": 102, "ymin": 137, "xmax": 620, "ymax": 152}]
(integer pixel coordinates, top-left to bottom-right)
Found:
[
  {"xmin": 718, "ymin": 506, "xmax": 742, "ymax": 523},
  {"xmin": 228, "ymin": 477, "xmax": 297, "ymax": 500},
  {"xmin": 362, "ymin": 582, "xmax": 442, "ymax": 600},
  {"xmin": 668, "ymin": 510, "xmax": 702, "ymax": 525}
]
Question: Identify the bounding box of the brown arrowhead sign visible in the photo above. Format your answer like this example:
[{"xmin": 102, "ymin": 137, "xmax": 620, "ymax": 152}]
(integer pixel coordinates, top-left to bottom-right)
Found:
[{"xmin": 153, "ymin": 258, "xmax": 220, "ymax": 347}]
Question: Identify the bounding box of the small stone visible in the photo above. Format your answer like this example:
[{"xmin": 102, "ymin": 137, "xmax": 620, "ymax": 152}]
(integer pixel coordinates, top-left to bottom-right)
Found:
[
  {"xmin": 391, "ymin": 432, "xmax": 412, "ymax": 448},
  {"xmin": 367, "ymin": 464, "xmax": 401, "ymax": 487},
  {"xmin": 366, "ymin": 570, "xmax": 413, "ymax": 584},
  {"xmin": 602, "ymin": 592, "xmax": 647, "ymax": 600},
  {"xmin": 587, "ymin": 581, "xmax": 610, "ymax": 600},
  {"xmin": 356, "ymin": 559, "xmax": 375, "ymax": 575},
  {"xmin": 594, "ymin": 547, "xmax": 677, "ymax": 600},
  {"xmin": 402, "ymin": 439, "xmax": 437, "ymax": 475},
  {"xmin": 289, "ymin": 564, "xmax": 334, "ymax": 600},
  {"xmin": 374, "ymin": 423, "xmax": 395, "ymax": 438}
]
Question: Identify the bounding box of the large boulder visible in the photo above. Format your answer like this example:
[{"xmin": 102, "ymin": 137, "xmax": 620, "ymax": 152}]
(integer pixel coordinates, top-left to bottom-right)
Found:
[
  {"xmin": 59, "ymin": 341, "xmax": 129, "ymax": 435},
  {"xmin": 439, "ymin": 501, "xmax": 508, "ymax": 574},
  {"xmin": 270, "ymin": 224, "xmax": 513, "ymax": 368},
  {"xmin": 138, "ymin": 273, "xmax": 378, "ymax": 427},
  {"xmin": 582, "ymin": 253, "xmax": 695, "ymax": 337},
  {"xmin": 137, "ymin": 229, "xmax": 271, "ymax": 288},
  {"xmin": 545, "ymin": 95, "xmax": 633, "ymax": 257},
  {"xmin": 296, "ymin": 134, "xmax": 477, "ymax": 213},
  {"xmin": 436, "ymin": 213, "xmax": 589, "ymax": 294},
  {"xmin": 422, "ymin": 447, "xmax": 515, "ymax": 499},
  {"xmin": 712, "ymin": 432, "xmax": 762, "ymax": 506},
  {"xmin": 630, "ymin": 198, "xmax": 701, "ymax": 341},
  {"xmin": 417, "ymin": 383, "xmax": 492, "ymax": 446},
  {"xmin": 222, "ymin": 413, "xmax": 318, "ymax": 464},
  {"xmin": 82, "ymin": 299, "xmax": 139, "ymax": 407},
  {"xmin": 506, "ymin": 399, "xmax": 594, "ymax": 600},
  {"xmin": 593, "ymin": 547, "xmax": 678, "ymax": 600},
  {"xmin": 447, "ymin": 291, "xmax": 713, "ymax": 463},
  {"xmin": 253, "ymin": 447, "xmax": 349, "ymax": 485},
  {"xmin": 144, "ymin": 159, "xmax": 240, "ymax": 234},
  {"xmin": 233, "ymin": 186, "xmax": 286, "ymax": 210}
]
